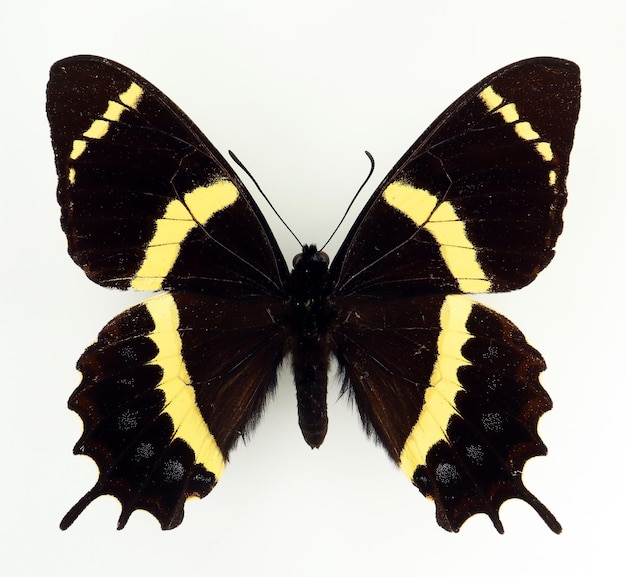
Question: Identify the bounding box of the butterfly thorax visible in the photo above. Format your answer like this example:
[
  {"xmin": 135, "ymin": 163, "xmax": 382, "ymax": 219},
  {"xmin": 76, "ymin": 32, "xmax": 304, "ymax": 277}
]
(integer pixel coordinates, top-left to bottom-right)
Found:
[
  {"xmin": 288, "ymin": 244, "xmax": 333, "ymax": 337},
  {"xmin": 287, "ymin": 244, "xmax": 334, "ymax": 448}
]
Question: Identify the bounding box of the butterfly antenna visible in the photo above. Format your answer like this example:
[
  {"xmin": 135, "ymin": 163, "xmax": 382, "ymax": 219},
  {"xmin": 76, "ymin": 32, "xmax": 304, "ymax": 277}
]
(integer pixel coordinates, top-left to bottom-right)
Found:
[
  {"xmin": 229, "ymin": 150, "xmax": 303, "ymax": 247},
  {"xmin": 320, "ymin": 151, "xmax": 375, "ymax": 251}
]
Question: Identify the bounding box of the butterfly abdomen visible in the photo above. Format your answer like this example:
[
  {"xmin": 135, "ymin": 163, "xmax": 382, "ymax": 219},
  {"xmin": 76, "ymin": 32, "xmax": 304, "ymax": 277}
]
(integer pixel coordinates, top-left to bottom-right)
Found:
[{"xmin": 288, "ymin": 245, "xmax": 335, "ymax": 448}]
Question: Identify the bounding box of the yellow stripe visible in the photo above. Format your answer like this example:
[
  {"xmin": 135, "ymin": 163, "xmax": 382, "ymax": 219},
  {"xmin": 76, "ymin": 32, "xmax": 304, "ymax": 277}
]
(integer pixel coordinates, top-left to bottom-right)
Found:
[
  {"xmin": 399, "ymin": 295, "xmax": 472, "ymax": 477},
  {"xmin": 479, "ymin": 84, "xmax": 556, "ymax": 173},
  {"xmin": 130, "ymin": 180, "xmax": 239, "ymax": 291},
  {"xmin": 145, "ymin": 293, "xmax": 225, "ymax": 478},
  {"xmin": 383, "ymin": 182, "xmax": 491, "ymax": 293},
  {"xmin": 67, "ymin": 82, "xmax": 144, "ymax": 180}
]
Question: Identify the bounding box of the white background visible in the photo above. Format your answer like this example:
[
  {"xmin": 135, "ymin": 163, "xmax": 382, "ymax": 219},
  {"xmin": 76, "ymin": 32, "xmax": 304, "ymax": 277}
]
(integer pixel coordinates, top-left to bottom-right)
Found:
[{"xmin": 1, "ymin": 1, "xmax": 622, "ymax": 575}]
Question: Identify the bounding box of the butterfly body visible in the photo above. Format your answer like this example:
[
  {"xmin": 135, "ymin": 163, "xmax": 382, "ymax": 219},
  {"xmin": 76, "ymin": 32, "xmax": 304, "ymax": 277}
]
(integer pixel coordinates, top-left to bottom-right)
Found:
[
  {"xmin": 48, "ymin": 55, "xmax": 580, "ymax": 532},
  {"xmin": 288, "ymin": 245, "xmax": 333, "ymax": 448}
]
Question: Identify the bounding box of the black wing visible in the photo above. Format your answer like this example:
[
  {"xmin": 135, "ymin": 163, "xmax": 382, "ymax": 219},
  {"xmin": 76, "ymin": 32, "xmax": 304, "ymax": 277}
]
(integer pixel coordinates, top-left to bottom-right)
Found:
[
  {"xmin": 47, "ymin": 56, "xmax": 290, "ymax": 527},
  {"xmin": 330, "ymin": 58, "xmax": 580, "ymax": 532},
  {"xmin": 334, "ymin": 295, "xmax": 559, "ymax": 532},
  {"xmin": 61, "ymin": 293, "xmax": 287, "ymax": 529},
  {"xmin": 330, "ymin": 57, "xmax": 580, "ymax": 298},
  {"xmin": 47, "ymin": 55, "xmax": 288, "ymax": 297}
]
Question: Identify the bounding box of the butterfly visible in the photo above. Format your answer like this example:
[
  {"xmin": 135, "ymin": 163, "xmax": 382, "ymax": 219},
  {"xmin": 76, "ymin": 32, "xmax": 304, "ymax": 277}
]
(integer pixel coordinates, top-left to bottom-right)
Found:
[{"xmin": 47, "ymin": 55, "xmax": 580, "ymax": 532}]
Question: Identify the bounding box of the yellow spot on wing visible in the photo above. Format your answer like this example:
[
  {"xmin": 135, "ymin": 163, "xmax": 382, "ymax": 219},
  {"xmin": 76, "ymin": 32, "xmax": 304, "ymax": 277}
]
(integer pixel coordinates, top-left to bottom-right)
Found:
[
  {"xmin": 399, "ymin": 295, "xmax": 472, "ymax": 477},
  {"xmin": 118, "ymin": 82, "xmax": 143, "ymax": 109},
  {"xmin": 66, "ymin": 82, "xmax": 144, "ymax": 180},
  {"xmin": 145, "ymin": 293, "xmax": 225, "ymax": 478},
  {"xmin": 515, "ymin": 121, "xmax": 539, "ymax": 140},
  {"xmin": 479, "ymin": 84, "xmax": 556, "ymax": 170},
  {"xmin": 82, "ymin": 119, "xmax": 110, "ymax": 139},
  {"xmin": 535, "ymin": 142, "xmax": 554, "ymax": 161},
  {"xmin": 131, "ymin": 180, "xmax": 239, "ymax": 291},
  {"xmin": 479, "ymin": 86, "xmax": 503, "ymax": 111},
  {"xmin": 102, "ymin": 100, "xmax": 128, "ymax": 121},
  {"xmin": 70, "ymin": 140, "xmax": 86, "ymax": 160},
  {"xmin": 383, "ymin": 182, "xmax": 491, "ymax": 293},
  {"xmin": 498, "ymin": 103, "xmax": 519, "ymax": 123}
]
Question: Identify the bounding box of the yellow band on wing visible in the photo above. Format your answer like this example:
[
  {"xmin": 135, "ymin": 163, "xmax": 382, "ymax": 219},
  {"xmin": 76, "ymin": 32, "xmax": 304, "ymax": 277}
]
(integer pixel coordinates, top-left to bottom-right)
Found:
[
  {"xmin": 67, "ymin": 81, "xmax": 144, "ymax": 183},
  {"xmin": 479, "ymin": 84, "xmax": 555, "ymax": 164},
  {"xmin": 399, "ymin": 295, "xmax": 472, "ymax": 477},
  {"xmin": 145, "ymin": 293, "xmax": 225, "ymax": 478},
  {"xmin": 130, "ymin": 180, "xmax": 239, "ymax": 291},
  {"xmin": 383, "ymin": 182, "xmax": 491, "ymax": 293}
]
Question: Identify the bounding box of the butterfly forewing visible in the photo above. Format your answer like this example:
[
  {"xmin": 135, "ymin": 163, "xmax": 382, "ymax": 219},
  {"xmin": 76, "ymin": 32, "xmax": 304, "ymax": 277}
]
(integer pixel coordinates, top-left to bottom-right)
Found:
[
  {"xmin": 47, "ymin": 56, "xmax": 288, "ymax": 297},
  {"xmin": 330, "ymin": 58, "xmax": 580, "ymax": 298}
]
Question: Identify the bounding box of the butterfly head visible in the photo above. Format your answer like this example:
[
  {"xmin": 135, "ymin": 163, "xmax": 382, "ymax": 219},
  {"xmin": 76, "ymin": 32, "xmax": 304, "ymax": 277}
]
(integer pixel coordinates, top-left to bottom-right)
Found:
[
  {"xmin": 291, "ymin": 244, "xmax": 330, "ymax": 291},
  {"xmin": 292, "ymin": 244, "xmax": 329, "ymax": 270}
]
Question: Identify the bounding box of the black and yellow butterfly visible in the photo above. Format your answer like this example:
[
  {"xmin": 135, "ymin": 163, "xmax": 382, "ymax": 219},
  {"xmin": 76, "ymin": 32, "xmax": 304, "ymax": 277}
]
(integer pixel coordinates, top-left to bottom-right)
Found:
[{"xmin": 47, "ymin": 55, "xmax": 580, "ymax": 532}]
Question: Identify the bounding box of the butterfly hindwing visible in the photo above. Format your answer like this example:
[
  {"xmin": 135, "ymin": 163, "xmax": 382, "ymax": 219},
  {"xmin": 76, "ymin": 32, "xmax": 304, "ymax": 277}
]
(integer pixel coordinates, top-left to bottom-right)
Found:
[
  {"xmin": 334, "ymin": 294, "xmax": 558, "ymax": 532},
  {"xmin": 47, "ymin": 56, "xmax": 288, "ymax": 297},
  {"xmin": 61, "ymin": 292, "xmax": 287, "ymax": 529},
  {"xmin": 330, "ymin": 58, "xmax": 580, "ymax": 298}
]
